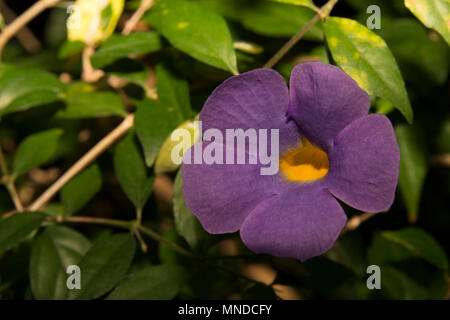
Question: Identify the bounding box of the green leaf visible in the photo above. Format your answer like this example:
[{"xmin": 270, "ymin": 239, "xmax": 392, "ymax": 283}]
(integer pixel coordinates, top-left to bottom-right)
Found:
[
  {"xmin": 0, "ymin": 212, "xmax": 44, "ymax": 258},
  {"xmin": 381, "ymin": 264, "xmax": 428, "ymax": 299},
  {"xmin": 157, "ymin": 63, "xmax": 192, "ymax": 121},
  {"xmin": 107, "ymin": 265, "xmax": 189, "ymax": 299},
  {"xmin": 242, "ymin": 1, "xmax": 322, "ymax": 40},
  {"xmin": 60, "ymin": 164, "xmax": 102, "ymax": 216},
  {"xmin": 58, "ymin": 41, "xmax": 85, "ymax": 59},
  {"xmin": 324, "ymin": 17, "xmax": 413, "ymax": 123},
  {"xmin": 154, "ymin": 0, "xmax": 238, "ymax": 74},
  {"xmin": 268, "ymin": 0, "xmax": 317, "ymax": 10},
  {"xmin": 13, "ymin": 129, "xmax": 63, "ymax": 176},
  {"xmin": 405, "ymin": 0, "xmax": 450, "ymax": 46},
  {"xmin": 377, "ymin": 18, "xmax": 449, "ymax": 85},
  {"xmin": 58, "ymin": 83, "xmax": 127, "ymax": 118},
  {"xmin": 91, "ymin": 31, "xmax": 162, "ymax": 68},
  {"xmin": 0, "ymin": 67, "xmax": 65, "ymax": 117},
  {"xmin": 114, "ymin": 133, "xmax": 154, "ymax": 209},
  {"xmin": 69, "ymin": 233, "xmax": 136, "ymax": 300},
  {"xmin": 369, "ymin": 228, "xmax": 448, "ymax": 270},
  {"xmin": 395, "ymin": 124, "xmax": 428, "ymax": 223},
  {"xmin": 30, "ymin": 226, "xmax": 91, "ymax": 300},
  {"xmin": 173, "ymin": 170, "xmax": 207, "ymax": 250},
  {"xmin": 135, "ymin": 98, "xmax": 183, "ymax": 167}
]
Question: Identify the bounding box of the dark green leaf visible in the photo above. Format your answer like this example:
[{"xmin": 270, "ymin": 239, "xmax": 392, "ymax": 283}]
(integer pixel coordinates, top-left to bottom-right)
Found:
[
  {"xmin": 324, "ymin": 17, "xmax": 413, "ymax": 123},
  {"xmin": 0, "ymin": 212, "xmax": 44, "ymax": 258},
  {"xmin": 30, "ymin": 226, "xmax": 91, "ymax": 300},
  {"xmin": 58, "ymin": 83, "xmax": 128, "ymax": 118},
  {"xmin": 13, "ymin": 129, "xmax": 63, "ymax": 176},
  {"xmin": 114, "ymin": 133, "xmax": 154, "ymax": 209},
  {"xmin": 58, "ymin": 41, "xmax": 85, "ymax": 59},
  {"xmin": 61, "ymin": 164, "xmax": 102, "ymax": 216},
  {"xmin": 173, "ymin": 170, "xmax": 207, "ymax": 250},
  {"xmin": 377, "ymin": 18, "xmax": 449, "ymax": 85},
  {"xmin": 153, "ymin": 0, "xmax": 238, "ymax": 74},
  {"xmin": 242, "ymin": 1, "xmax": 322, "ymax": 40},
  {"xmin": 69, "ymin": 233, "xmax": 136, "ymax": 300},
  {"xmin": 0, "ymin": 67, "xmax": 65, "ymax": 117},
  {"xmin": 91, "ymin": 31, "xmax": 162, "ymax": 69},
  {"xmin": 369, "ymin": 228, "xmax": 448, "ymax": 270},
  {"xmin": 157, "ymin": 63, "xmax": 192, "ymax": 121},
  {"xmin": 405, "ymin": 0, "xmax": 450, "ymax": 45},
  {"xmin": 107, "ymin": 264, "xmax": 189, "ymax": 299},
  {"xmin": 135, "ymin": 98, "xmax": 183, "ymax": 167},
  {"xmin": 395, "ymin": 124, "xmax": 428, "ymax": 223},
  {"xmin": 268, "ymin": 0, "xmax": 317, "ymax": 10}
]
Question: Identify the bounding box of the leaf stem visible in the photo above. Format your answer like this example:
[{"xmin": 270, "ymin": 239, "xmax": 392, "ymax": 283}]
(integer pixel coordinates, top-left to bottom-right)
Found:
[
  {"xmin": 263, "ymin": 0, "xmax": 339, "ymax": 69},
  {"xmin": 0, "ymin": 147, "xmax": 24, "ymax": 211},
  {"xmin": 0, "ymin": 0, "xmax": 61, "ymax": 61},
  {"xmin": 59, "ymin": 215, "xmax": 268, "ymax": 286},
  {"xmin": 122, "ymin": 0, "xmax": 154, "ymax": 35},
  {"xmin": 137, "ymin": 224, "xmax": 196, "ymax": 258},
  {"xmin": 28, "ymin": 114, "xmax": 135, "ymax": 211}
]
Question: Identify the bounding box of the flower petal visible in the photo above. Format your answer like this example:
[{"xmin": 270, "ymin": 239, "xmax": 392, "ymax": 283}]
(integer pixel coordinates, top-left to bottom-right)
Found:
[
  {"xmin": 327, "ymin": 114, "xmax": 400, "ymax": 212},
  {"xmin": 200, "ymin": 68, "xmax": 299, "ymax": 152},
  {"xmin": 288, "ymin": 62, "xmax": 370, "ymax": 151},
  {"xmin": 240, "ymin": 185, "xmax": 347, "ymax": 261},
  {"xmin": 182, "ymin": 141, "xmax": 281, "ymax": 234}
]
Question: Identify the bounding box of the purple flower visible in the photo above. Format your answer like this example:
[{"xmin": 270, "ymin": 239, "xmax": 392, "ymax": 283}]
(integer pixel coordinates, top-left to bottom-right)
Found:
[{"xmin": 182, "ymin": 62, "xmax": 400, "ymax": 261}]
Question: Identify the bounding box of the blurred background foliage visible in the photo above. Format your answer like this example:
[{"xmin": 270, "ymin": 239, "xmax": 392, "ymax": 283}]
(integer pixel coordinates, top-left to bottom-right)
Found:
[{"xmin": 0, "ymin": 0, "xmax": 449, "ymax": 300}]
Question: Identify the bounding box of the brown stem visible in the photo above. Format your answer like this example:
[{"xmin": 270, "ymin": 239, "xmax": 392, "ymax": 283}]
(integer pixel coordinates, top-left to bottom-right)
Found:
[
  {"xmin": 430, "ymin": 154, "xmax": 450, "ymax": 167},
  {"xmin": 342, "ymin": 212, "xmax": 378, "ymax": 234},
  {"xmin": 263, "ymin": 0, "xmax": 339, "ymax": 69},
  {"xmin": 28, "ymin": 114, "xmax": 135, "ymax": 211},
  {"xmin": 0, "ymin": 0, "xmax": 60, "ymax": 61},
  {"xmin": 122, "ymin": 0, "xmax": 154, "ymax": 35},
  {"xmin": 0, "ymin": 148, "xmax": 24, "ymax": 211},
  {"xmin": 0, "ymin": 0, "xmax": 42, "ymax": 53}
]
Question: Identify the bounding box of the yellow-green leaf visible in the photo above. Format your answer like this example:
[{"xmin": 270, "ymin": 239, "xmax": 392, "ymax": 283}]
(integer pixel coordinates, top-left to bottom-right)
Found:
[
  {"xmin": 324, "ymin": 17, "xmax": 413, "ymax": 123},
  {"xmin": 404, "ymin": 0, "xmax": 450, "ymax": 46}
]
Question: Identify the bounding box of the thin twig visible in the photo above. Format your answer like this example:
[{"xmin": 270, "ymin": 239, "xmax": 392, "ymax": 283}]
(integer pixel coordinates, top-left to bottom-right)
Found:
[
  {"xmin": 138, "ymin": 224, "xmax": 196, "ymax": 258},
  {"xmin": 122, "ymin": 0, "xmax": 154, "ymax": 35},
  {"xmin": 263, "ymin": 0, "xmax": 339, "ymax": 69},
  {"xmin": 28, "ymin": 114, "xmax": 135, "ymax": 211},
  {"xmin": 0, "ymin": 0, "xmax": 60, "ymax": 61},
  {"xmin": 0, "ymin": 0, "xmax": 42, "ymax": 53},
  {"xmin": 430, "ymin": 154, "xmax": 450, "ymax": 167},
  {"xmin": 0, "ymin": 148, "xmax": 24, "ymax": 211},
  {"xmin": 60, "ymin": 215, "xmax": 267, "ymax": 286},
  {"xmin": 342, "ymin": 212, "xmax": 378, "ymax": 234}
]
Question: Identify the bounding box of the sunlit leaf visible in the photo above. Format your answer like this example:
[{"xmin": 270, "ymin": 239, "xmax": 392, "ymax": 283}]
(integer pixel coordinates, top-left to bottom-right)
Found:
[
  {"xmin": 324, "ymin": 17, "xmax": 413, "ymax": 123},
  {"xmin": 0, "ymin": 67, "xmax": 65, "ymax": 117},
  {"xmin": 58, "ymin": 83, "xmax": 128, "ymax": 118},
  {"xmin": 91, "ymin": 31, "xmax": 162, "ymax": 68},
  {"xmin": 404, "ymin": 0, "xmax": 450, "ymax": 45},
  {"xmin": 152, "ymin": 0, "xmax": 238, "ymax": 74}
]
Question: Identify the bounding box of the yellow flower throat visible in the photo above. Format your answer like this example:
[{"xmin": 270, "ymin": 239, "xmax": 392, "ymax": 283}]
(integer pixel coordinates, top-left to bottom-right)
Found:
[{"xmin": 280, "ymin": 138, "xmax": 329, "ymax": 182}]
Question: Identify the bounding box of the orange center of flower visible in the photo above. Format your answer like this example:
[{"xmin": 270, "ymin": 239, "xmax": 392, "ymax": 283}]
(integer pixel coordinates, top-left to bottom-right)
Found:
[{"xmin": 280, "ymin": 138, "xmax": 329, "ymax": 182}]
